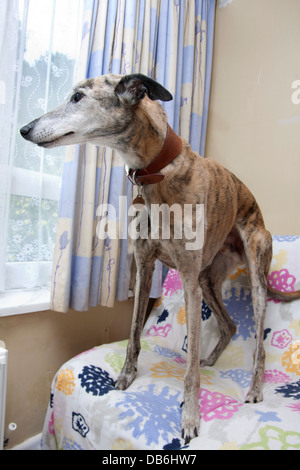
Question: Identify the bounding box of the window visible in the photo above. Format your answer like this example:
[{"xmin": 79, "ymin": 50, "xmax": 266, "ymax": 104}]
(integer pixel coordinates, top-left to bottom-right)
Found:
[{"xmin": 0, "ymin": 0, "xmax": 83, "ymax": 314}]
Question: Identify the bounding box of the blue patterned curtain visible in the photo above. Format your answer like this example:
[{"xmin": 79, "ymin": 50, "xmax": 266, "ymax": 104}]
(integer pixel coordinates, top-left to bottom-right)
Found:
[{"xmin": 51, "ymin": 0, "xmax": 216, "ymax": 312}]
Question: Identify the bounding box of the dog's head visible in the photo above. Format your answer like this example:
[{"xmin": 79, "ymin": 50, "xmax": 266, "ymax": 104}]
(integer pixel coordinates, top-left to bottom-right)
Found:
[{"xmin": 20, "ymin": 74, "xmax": 172, "ymax": 149}]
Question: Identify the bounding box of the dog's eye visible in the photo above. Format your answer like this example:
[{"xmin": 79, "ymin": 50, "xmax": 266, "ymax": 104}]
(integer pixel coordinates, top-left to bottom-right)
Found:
[{"xmin": 72, "ymin": 92, "xmax": 84, "ymax": 103}]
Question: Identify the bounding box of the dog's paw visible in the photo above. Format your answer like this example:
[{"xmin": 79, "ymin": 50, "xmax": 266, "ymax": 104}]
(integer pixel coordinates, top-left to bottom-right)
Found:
[
  {"xmin": 181, "ymin": 406, "xmax": 200, "ymax": 445},
  {"xmin": 115, "ymin": 369, "xmax": 136, "ymax": 391},
  {"xmin": 199, "ymin": 357, "xmax": 215, "ymax": 367},
  {"xmin": 245, "ymin": 388, "xmax": 263, "ymax": 404}
]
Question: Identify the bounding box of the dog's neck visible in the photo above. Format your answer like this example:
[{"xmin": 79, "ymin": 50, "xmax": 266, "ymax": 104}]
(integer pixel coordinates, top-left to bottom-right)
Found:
[
  {"xmin": 114, "ymin": 98, "xmax": 170, "ymax": 170},
  {"xmin": 126, "ymin": 124, "xmax": 182, "ymax": 186}
]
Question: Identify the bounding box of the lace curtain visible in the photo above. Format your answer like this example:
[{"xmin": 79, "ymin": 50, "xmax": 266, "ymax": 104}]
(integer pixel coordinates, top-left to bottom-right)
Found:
[
  {"xmin": 0, "ymin": 0, "xmax": 83, "ymax": 295},
  {"xmin": 51, "ymin": 0, "xmax": 216, "ymax": 313}
]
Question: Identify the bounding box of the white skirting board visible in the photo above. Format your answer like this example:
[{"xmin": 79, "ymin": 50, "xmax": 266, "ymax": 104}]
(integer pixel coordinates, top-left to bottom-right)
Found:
[{"xmin": 10, "ymin": 433, "xmax": 42, "ymax": 450}]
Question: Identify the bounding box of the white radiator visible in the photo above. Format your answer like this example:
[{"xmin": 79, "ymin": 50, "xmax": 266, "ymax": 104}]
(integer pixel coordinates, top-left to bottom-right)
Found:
[{"xmin": 0, "ymin": 346, "xmax": 8, "ymax": 451}]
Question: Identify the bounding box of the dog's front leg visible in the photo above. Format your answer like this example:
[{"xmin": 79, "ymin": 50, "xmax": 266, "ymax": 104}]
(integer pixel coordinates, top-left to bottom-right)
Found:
[
  {"xmin": 180, "ymin": 273, "xmax": 202, "ymax": 445},
  {"xmin": 116, "ymin": 244, "xmax": 155, "ymax": 391}
]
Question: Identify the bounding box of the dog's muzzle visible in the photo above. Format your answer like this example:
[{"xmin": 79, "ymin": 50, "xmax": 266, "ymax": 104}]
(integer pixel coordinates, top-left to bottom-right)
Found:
[{"xmin": 20, "ymin": 119, "xmax": 39, "ymax": 141}]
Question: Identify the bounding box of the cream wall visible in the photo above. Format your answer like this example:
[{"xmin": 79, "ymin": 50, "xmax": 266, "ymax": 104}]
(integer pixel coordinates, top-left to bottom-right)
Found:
[
  {"xmin": 206, "ymin": 0, "xmax": 300, "ymax": 235},
  {"xmin": 1, "ymin": 300, "xmax": 134, "ymax": 448}
]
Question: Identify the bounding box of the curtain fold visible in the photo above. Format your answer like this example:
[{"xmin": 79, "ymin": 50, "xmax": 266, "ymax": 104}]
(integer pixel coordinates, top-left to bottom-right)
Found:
[
  {"xmin": 51, "ymin": 0, "xmax": 216, "ymax": 313},
  {"xmin": 1, "ymin": 0, "xmax": 82, "ymax": 295},
  {"xmin": 0, "ymin": 0, "xmax": 23, "ymax": 290}
]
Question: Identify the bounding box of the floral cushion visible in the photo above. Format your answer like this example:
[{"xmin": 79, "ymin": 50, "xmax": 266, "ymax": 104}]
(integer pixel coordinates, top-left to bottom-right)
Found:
[{"xmin": 41, "ymin": 236, "xmax": 300, "ymax": 450}]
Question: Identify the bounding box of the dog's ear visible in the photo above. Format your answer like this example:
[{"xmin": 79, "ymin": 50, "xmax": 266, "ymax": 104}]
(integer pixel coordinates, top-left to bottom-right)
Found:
[{"xmin": 115, "ymin": 74, "xmax": 172, "ymax": 105}]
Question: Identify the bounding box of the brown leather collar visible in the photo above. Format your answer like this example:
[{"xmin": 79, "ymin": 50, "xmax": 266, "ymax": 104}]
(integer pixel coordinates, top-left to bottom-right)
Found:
[{"xmin": 126, "ymin": 124, "xmax": 182, "ymax": 186}]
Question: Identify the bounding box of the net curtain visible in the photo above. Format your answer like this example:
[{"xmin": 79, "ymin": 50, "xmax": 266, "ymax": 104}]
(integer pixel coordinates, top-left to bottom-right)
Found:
[{"xmin": 51, "ymin": 0, "xmax": 216, "ymax": 312}]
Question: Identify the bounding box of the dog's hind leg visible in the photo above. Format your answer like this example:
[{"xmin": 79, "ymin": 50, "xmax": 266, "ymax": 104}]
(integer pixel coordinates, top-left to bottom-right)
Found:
[
  {"xmin": 237, "ymin": 223, "xmax": 273, "ymax": 403},
  {"xmin": 199, "ymin": 250, "xmax": 238, "ymax": 367},
  {"xmin": 116, "ymin": 243, "xmax": 156, "ymax": 391}
]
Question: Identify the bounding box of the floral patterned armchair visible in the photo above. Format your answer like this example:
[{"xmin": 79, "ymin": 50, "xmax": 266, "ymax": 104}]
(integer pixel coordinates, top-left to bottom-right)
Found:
[{"xmin": 41, "ymin": 236, "xmax": 300, "ymax": 450}]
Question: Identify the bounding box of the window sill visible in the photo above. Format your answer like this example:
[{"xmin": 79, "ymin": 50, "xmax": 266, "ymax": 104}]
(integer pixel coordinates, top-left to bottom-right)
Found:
[{"xmin": 0, "ymin": 288, "xmax": 51, "ymax": 317}]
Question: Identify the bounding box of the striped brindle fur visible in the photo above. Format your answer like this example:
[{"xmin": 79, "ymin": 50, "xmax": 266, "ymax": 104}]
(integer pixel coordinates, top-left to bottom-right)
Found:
[{"xmin": 20, "ymin": 74, "xmax": 300, "ymax": 444}]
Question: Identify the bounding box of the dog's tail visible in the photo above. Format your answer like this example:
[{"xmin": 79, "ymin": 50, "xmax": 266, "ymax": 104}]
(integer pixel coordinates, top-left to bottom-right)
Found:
[{"xmin": 267, "ymin": 286, "xmax": 300, "ymax": 302}]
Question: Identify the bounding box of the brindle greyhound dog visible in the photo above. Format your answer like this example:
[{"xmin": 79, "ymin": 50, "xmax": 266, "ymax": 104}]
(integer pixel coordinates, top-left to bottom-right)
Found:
[{"xmin": 20, "ymin": 74, "xmax": 300, "ymax": 444}]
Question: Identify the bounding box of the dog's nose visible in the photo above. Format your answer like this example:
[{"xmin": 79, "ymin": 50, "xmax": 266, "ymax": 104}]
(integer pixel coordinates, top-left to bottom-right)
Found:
[
  {"xmin": 20, "ymin": 124, "xmax": 32, "ymax": 137},
  {"xmin": 20, "ymin": 119, "xmax": 38, "ymax": 140}
]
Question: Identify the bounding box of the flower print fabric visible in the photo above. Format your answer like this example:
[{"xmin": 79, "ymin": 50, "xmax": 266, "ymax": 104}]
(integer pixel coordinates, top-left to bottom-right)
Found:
[
  {"xmin": 78, "ymin": 365, "xmax": 115, "ymax": 396},
  {"xmin": 41, "ymin": 236, "xmax": 300, "ymax": 450},
  {"xmin": 271, "ymin": 329, "xmax": 293, "ymax": 349}
]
